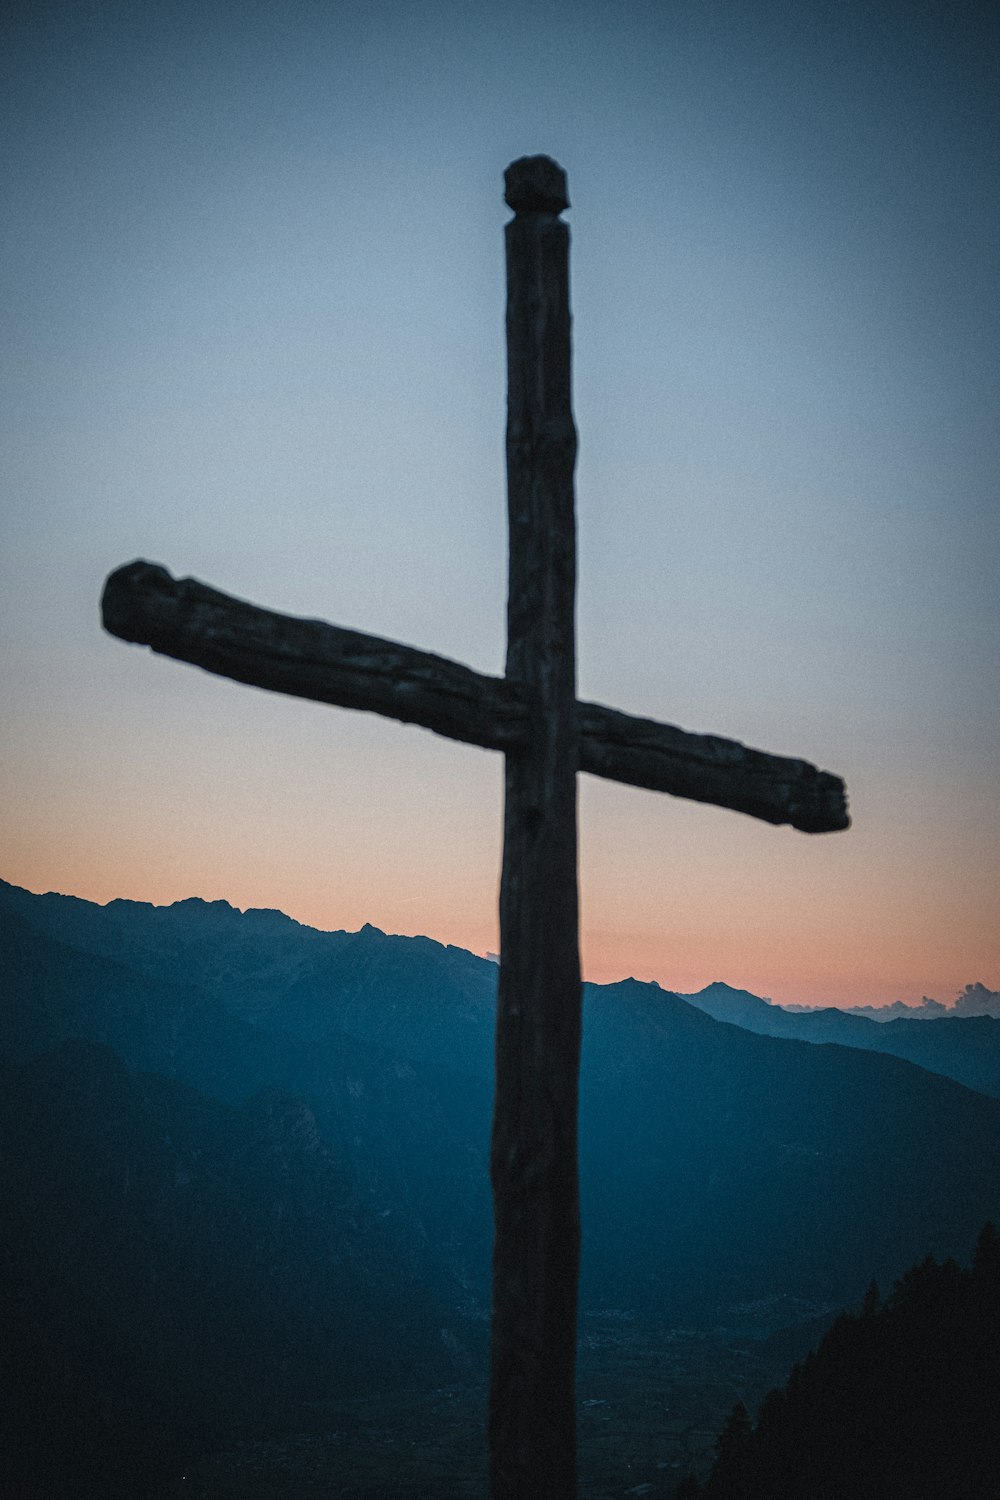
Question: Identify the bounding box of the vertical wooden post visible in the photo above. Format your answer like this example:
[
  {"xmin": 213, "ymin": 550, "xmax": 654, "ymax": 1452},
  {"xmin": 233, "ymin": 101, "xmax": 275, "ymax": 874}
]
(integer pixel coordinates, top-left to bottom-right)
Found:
[{"xmin": 490, "ymin": 156, "xmax": 581, "ymax": 1499}]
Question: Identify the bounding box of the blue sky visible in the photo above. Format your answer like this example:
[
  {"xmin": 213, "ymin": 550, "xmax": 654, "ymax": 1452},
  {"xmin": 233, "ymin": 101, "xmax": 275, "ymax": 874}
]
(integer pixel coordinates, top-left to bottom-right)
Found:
[{"xmin": 2, "ymin": 0, "xmax": 997, "ymax": 1005}]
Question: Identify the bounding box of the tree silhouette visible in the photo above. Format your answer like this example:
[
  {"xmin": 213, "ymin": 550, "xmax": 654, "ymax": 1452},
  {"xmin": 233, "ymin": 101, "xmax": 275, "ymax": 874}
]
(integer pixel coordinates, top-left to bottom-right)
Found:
[{"xmin": 684, "ymin": 1226, "xmax": 1000, "ymax": 1500}]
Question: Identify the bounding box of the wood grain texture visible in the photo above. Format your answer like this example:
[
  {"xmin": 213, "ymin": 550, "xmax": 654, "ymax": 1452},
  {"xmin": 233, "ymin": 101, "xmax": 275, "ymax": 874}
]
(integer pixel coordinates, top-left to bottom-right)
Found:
[
  {"xmin": 102, "ymin": 561, "xmax": 849, "ymax": 834},
  {"xmin": 101, "ymin": 560, "xmax": 528, "ymax": 752},
  {"xmin": 490, "ymin": 157, "xmax": 581, "ymax": 1500},
  {"xmin": 576, "ymin": 702, "xmax": 849, "ymax": 834}
]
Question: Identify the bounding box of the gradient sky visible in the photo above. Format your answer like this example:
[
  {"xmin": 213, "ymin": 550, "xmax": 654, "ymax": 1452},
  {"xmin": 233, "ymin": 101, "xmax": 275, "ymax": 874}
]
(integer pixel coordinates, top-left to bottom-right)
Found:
[{"xmin": 2, "ymin": 0, "xmax": 997, "ymax": 1007}]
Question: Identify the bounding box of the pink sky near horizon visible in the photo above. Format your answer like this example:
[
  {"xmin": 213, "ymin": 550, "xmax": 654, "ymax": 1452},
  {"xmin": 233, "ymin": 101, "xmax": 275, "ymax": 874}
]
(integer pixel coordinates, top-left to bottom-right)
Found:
[
  {"xmin": 4, "ymin": 738, "xmax": 994, "ymax": 1011},
  {"xmin": 1, "ymin": 854, "xmax": 988, "ymax": 1013}
]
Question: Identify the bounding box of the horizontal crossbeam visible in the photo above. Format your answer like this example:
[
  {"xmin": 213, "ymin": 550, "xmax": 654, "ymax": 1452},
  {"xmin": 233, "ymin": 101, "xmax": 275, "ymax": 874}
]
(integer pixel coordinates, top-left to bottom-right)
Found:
[{"xmin": 102, "ymin": 560, "xmax": 849, "ymax": 834}]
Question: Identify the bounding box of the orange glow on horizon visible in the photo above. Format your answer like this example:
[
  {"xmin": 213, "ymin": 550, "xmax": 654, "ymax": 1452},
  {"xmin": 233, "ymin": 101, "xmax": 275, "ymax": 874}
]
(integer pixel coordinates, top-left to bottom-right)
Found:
[
  {"xmin": 4, "ymin": 712, "xmax": 995, "ymax": 1021},
  {"xmin": 4, "ymin": 841, "xmax": 993, "ymax": 1015}
]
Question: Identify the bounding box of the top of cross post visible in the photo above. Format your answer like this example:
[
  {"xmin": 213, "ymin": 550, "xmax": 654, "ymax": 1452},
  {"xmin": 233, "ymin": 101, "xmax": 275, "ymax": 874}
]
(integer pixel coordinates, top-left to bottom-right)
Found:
[{"xmin": 504, "ymin": 156, "xmax": 569, "ymax": 215}]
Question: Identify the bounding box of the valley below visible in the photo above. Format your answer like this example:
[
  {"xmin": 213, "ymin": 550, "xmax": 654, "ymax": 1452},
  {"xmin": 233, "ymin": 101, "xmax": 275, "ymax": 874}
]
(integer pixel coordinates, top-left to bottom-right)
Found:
[{"xmin": 158, "ymin": 1315, "xmax": 815, "ymax": 1498}]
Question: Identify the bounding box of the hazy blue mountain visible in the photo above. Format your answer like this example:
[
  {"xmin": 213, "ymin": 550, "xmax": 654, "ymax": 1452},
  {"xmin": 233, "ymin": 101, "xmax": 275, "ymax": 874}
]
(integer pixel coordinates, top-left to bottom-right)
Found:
[
  {"xmin": 4, "ymin": 876, "xmax": 1000, "ymax": 1325},
  {"xmin": 0, "ymin": 1036, "xmax": 474, "ymax": 1497},
  {"xmin": 8, "ymin": 878, "xmax": 996, "ymax": 1097},
  {"xmin": 580, "ymin": 979, "xmax": 1000, "ymax": 1317},
  {"xmin": 680, "ymin": 979, "xmax": 1000, "ymax": 1096},
  {"xmin": 0, "ymin": 897, "xmax": 495, "ymax": 1299},
  {"xmin": 791, "ymin": 996, "xmax": 949, "ymax": 1021},
  {"xmin": 0, "ymin": 877, "xmax": 499, "ymax": 1069}
]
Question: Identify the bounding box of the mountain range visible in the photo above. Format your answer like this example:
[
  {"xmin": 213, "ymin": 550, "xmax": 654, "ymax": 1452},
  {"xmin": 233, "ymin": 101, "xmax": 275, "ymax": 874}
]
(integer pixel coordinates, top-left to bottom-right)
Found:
[
  {"xmin": 679, "ymin": 980, "xmax": 1000, "ymax": 1097},
  {"xmin": 3, "ymin": 875, "xmax": 999, "ymax": 1492}
]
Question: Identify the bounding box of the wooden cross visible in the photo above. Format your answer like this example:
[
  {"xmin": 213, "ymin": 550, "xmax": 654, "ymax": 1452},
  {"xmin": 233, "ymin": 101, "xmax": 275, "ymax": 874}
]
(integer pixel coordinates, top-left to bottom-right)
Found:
[{"xmin": 101, "ymin": 155, "xmax": 848, "ymax": 1499}]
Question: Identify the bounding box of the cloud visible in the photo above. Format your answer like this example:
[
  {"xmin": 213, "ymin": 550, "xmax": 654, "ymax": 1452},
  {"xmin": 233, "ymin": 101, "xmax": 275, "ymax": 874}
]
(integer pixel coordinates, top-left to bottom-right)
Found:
[
  {"xmin": 952, "ymin": 983, "xmax": 1000, "ymax": 1019},
  {"xmin": 834, "ymin": 997, "xmax": 949, "ymax": 1021}
]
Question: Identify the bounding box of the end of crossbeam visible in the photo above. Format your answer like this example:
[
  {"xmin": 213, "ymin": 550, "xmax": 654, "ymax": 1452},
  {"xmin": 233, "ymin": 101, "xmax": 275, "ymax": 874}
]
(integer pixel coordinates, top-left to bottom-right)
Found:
[
  {"xmin": 576, "ymin": 702, "xmax": 850, "ymax": 835},
  {"xmin": 504, "ymin": 156, "xmax": 569, "ymax": 215},
  {"xmin": 786, "ymin": 769, "xmax": 851, "ymax": 834},
  {"xmin": 101, "ymin": 560, "xmax": 175, "ymax": 645}
]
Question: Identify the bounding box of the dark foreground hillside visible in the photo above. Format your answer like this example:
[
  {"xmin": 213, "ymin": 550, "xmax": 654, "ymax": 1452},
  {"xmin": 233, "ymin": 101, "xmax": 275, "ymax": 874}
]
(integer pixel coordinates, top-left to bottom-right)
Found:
[
  {"xmin": 686, "ymin": 1226, "xmax": 1000, "ymax": 1500},
  {"xmin": 0, "ymin": 1040, "xmax": 477, "ymax": 1499}
]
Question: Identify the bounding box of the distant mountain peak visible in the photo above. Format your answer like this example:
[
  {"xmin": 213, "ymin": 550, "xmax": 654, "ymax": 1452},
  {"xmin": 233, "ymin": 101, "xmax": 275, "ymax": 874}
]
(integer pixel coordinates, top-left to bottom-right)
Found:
[
  {"xmin": 700, "ymin": 980, "xmax": 773, "ymax": 1002},
  {"xmin": 594, "ymin": 976, "xmax": 669, "ymax": 999},
  {"xmin": 171, "ymin": 897, "xmax": 236, "ymax": 914}
]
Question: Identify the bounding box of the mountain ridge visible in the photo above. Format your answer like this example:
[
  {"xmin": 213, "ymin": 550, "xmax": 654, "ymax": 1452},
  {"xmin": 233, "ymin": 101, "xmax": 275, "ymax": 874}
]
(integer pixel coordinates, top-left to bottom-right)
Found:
[
  {"xmin": 676, "ymin": 974, "xmax": 1000, "ymax": 1096},
  {"xmin": 4, "ymin": 873, "xmax": 999, "ymax": 1314}
]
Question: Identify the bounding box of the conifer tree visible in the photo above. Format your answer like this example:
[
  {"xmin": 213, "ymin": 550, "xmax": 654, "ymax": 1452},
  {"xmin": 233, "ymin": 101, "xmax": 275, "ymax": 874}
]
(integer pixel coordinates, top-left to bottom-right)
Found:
[{"xmin": 693, "ymin": 1226, "xmax": 1000, "ymax": 1500}]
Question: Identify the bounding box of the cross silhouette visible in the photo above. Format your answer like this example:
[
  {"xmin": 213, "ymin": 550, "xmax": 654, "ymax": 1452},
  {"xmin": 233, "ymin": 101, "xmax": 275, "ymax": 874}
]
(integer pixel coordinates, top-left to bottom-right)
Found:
[{"xmin": 102, "ymin": 155, "xmax": 848, "ymax": 1499}]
